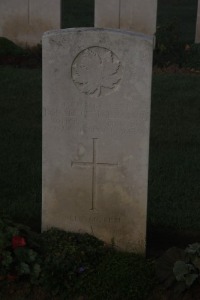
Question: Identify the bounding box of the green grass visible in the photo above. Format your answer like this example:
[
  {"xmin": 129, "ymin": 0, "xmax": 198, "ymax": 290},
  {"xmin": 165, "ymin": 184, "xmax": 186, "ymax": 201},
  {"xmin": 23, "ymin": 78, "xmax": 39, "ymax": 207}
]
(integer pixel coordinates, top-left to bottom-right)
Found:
[
  {"xmin": 79, "ymin": 251, "xmax": 155, "ymax": 300},
  {"xmin": 157, "ymin": 0, "xmax": 198, "ymax": 43},
  {"xmin": 149, "ymin": 74, "xmax": 200, "ymax": 230},
  {"xmin": 0, "ymin": 37, "xmax": 26, "ymax": 56},
  {"xmin": 62, "ymin": 0, "xmax": 94, "ymax": 28},
  {"xmin": 0, "ymin": 67, "xmax": 41, "ymax": 231}
]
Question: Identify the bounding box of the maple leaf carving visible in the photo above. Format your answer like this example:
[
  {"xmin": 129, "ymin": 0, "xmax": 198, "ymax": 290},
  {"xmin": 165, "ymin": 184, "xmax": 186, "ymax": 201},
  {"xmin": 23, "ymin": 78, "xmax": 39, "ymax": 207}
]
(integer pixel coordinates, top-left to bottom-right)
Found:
[
  {"xmin": 72, "ymin": 47, "xmax": 122, "ymax": 97},
  {"xmin": 101, "ymin": 50, "xmax": 121, "ymax": 89}
]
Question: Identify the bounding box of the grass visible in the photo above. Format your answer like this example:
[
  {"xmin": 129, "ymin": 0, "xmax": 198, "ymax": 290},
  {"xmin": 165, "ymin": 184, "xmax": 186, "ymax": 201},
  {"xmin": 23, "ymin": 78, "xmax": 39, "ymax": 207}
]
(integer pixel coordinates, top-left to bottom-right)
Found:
[
  {"xmin": 0, "ymin": 67, "xmax": 41, "ymax": 231},
  {"xmin": 62, "ymin": 0, "xmax": 94, "ymax": 28},
  {"xmin": 157, "ymin": 0, "xmax": 198, "ymax": 43},
  {"xmin": 0, "ymin": 38, "xmax": 26, "ymax": 56},
  {"xmin": 149, "ymin": 74, "xmax": 200, "ymax": 231},
  {"xmin": 79, "ymin": 251, "xmax": 155, "ymax": 300}
]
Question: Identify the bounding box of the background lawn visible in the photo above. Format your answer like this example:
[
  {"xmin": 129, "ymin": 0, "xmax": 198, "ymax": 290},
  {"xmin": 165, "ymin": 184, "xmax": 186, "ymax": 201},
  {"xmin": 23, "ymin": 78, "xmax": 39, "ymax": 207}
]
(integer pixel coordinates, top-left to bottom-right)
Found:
[
  {"xmin": 0, "ymin": 0, "xmax": 200, "ymax": 250},
  {"xmin": 0, "ymin": 67, "xmax": 42, "ymax": 231},
  {"xmin": 149, "ymin": 74, "xmax": 200, "ymax": 231},
  {"xmin": 62, "ymin": 0, "xmax": 94, "ymax": 28},
  {"xmin": 157, "ymin": 0, "xmax": 198, "ymax": 43}
]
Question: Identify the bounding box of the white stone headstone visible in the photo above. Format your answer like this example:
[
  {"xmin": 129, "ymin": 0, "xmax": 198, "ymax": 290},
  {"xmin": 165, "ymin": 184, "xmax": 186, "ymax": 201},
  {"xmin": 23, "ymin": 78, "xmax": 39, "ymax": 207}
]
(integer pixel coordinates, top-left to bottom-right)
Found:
[
  {"xmin": 195, "ymin": 0, "xmax": 200, "ymax": 43},
  {"xmin": 0, "ymin": 0, "xmax": 61, "ymax": 46},
  {"xmin": 42, "ymin": 28, "xmax": 153, "ymax": 253},
  {"xmin": 95, "ymin": 0, "xmax": 158, "ymax": 36}
]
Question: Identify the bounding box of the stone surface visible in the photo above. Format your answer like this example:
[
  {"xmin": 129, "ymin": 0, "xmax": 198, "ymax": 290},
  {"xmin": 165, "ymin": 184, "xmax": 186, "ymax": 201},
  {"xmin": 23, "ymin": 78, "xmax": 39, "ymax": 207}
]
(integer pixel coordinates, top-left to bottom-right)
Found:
[
  {"xmin": 195, "ymin": 0, "xmax": 200, "ymax": 43},
  {"xmin": 42, "ymin": 28, "xmax": 153, "ymax": 253},
  {"xmin": 95, "ymin": 0, "xmax": 157, "ymax": 35},
  {"xmin": 0, "ymin": 0, "xmax": 61, "ymax": 46},
  {"xmin": 95, "ymin": 0, "xmax": 120, "ymax": 29}
]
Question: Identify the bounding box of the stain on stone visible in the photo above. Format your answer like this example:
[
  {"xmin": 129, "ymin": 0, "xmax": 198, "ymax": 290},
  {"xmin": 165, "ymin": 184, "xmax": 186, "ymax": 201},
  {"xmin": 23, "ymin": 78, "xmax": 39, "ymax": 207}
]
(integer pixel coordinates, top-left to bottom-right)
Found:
[{"xmin": 2, "ymin": 16, "xmax": 54, "ymax": 46}]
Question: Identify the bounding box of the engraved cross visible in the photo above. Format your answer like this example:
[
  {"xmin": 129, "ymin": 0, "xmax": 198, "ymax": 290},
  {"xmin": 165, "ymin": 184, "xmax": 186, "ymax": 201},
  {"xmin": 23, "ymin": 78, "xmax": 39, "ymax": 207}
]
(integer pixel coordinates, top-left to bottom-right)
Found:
[{"xmin": 71, "ymin": 138, "xmax": 118, "ymax": 210}]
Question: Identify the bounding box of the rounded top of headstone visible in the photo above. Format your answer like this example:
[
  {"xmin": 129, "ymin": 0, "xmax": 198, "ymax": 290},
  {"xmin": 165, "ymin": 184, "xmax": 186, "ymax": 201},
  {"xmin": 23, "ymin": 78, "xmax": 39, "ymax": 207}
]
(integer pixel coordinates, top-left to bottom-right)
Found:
[{"xmin": 42, "ymin": 27, "xmax": 154, "ymax": 43}]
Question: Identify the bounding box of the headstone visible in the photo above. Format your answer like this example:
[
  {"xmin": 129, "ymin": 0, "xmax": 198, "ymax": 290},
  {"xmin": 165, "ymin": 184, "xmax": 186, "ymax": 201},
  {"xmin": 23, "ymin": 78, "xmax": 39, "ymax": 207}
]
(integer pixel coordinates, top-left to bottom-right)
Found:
[
  {"xmin": 42, "ymin": 28, "xmax": 153, "ymax": 253},
  {"xmin": 95, "ymin": 0, "xmax": 157, "ymax": 36},
  {"xmin": 195, "ymin": 0, "xmax": 200, "ymax": 43},
  {"xmin": 0, "ymin": 0, "xmax": 61, "ymax": 46}
]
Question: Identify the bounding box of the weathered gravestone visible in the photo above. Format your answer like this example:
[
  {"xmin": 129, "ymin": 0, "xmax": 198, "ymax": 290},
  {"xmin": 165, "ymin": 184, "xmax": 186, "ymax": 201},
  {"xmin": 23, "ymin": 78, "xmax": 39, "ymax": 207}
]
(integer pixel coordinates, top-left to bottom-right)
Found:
[
  {"xmin": 195, "ymin": 0, "xmax": 200, "ymax": 43},
  {"xmin": 0, "ymin": 0, "xmax": 61, "ymax": 46},
  {"xmin": 95, "ymin": 0, "xmax": 157, "ymax": 36},
  {"xmin": 42, "ymin": 28, "xmax": 153, "ymax": 252}
]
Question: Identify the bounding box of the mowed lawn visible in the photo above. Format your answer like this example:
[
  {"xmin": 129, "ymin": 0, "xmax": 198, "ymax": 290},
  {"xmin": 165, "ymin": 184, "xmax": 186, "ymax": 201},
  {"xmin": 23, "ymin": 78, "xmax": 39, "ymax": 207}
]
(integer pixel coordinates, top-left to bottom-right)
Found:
[
  {"xmin": 149, "ymin": 74, "xmax": 200, "ymax": 231},
  {"xmin": 0, "ymin": 67, "xmax": 42, "ymax": 231},
  {"xmin": 0, "ymin": 67, "xmax": 200, "ymax": 234},
  {"xmin": 157, "ymin": 0, "xmax": 198, "ymax": 42}
]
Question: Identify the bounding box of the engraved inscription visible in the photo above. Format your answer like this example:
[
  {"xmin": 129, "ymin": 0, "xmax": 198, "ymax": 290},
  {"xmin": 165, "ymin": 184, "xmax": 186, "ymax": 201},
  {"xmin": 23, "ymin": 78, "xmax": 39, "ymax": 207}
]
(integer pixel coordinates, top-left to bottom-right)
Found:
[
  {"xmin": 43, "ymin": 106, "xmax": 148, "ymax": 136},
  {"xmin": 71, "ymin": 138, "xmax": 118, "ymax": 210},
  {"xmin": 71, "ymin": 47, "xmax": 122, "ymax": 97},
  {"xmin": 43, "ymin": 104, "xmax": 148, "ymax": 137},
  {"xmin": 67, "ymin": 216, "xmax": 121, "ymax": 224}
]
